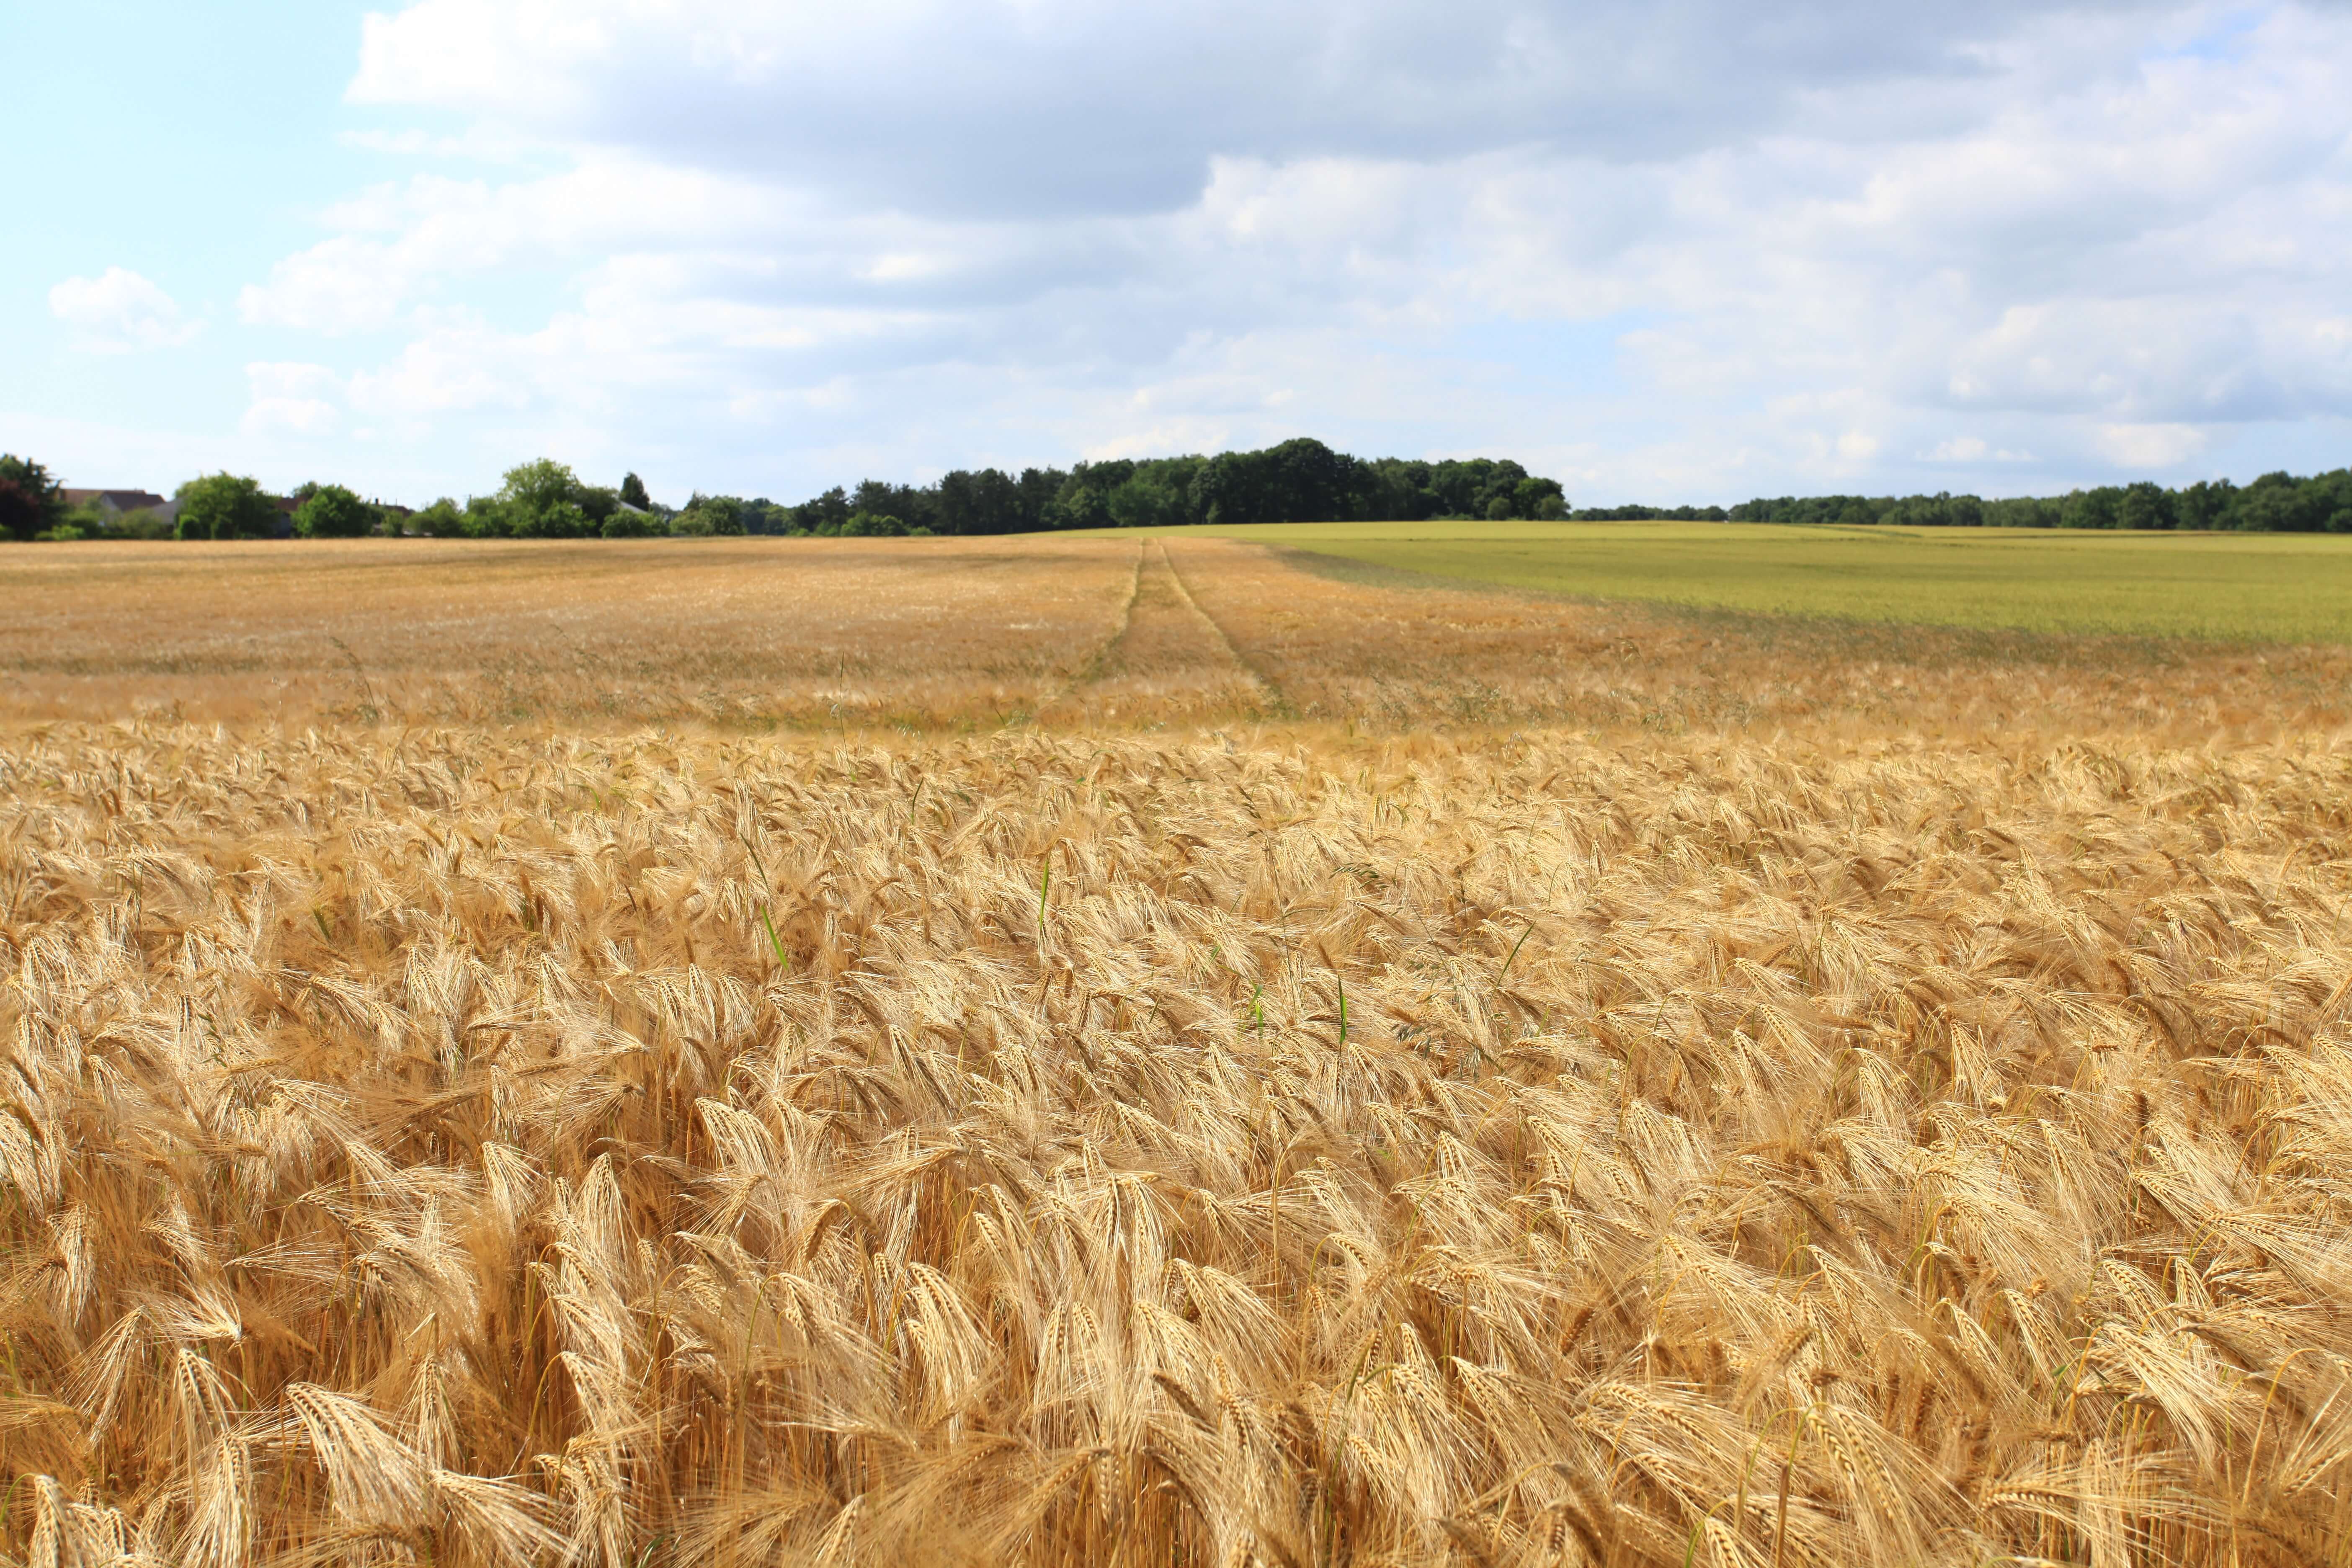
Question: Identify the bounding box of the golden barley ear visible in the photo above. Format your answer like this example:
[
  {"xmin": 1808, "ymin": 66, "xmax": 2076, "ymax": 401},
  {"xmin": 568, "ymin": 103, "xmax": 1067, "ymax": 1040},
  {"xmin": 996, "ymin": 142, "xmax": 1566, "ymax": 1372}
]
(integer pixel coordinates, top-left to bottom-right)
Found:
[{"xmin": 10, "ymin": 695, "xmax": 2352, "ymax": 1566}]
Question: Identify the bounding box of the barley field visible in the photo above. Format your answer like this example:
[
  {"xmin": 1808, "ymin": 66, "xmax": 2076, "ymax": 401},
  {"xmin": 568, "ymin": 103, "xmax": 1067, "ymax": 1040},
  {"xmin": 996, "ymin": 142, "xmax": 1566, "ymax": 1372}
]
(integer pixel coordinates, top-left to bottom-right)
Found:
[
  {"xmin": 1161, "ymin": 519, "xmax": 2352, "ymax": 645},
  {"xmin": 6, "ymin": 536, "xmax": 2352, "ymax": 1567}
]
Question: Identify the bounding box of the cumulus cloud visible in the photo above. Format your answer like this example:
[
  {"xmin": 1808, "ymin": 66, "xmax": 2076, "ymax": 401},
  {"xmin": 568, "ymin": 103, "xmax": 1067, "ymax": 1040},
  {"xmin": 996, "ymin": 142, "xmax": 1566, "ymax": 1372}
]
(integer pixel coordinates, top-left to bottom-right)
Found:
[
  {"xmin": 242, "ymin": 363, "xmax": 345, "ymax": 436},
  {"xmin": 219, "ymin": 0, "xmax": 2352, "ymax": 498},
  {"xmin": 346, "ymin": 0, "xmax": 2196, "ymax": 216},
  {"xmin": 1926, "ymin": 436, "xmax": 2035, "ymax": 463},
  {"xmin": 49, "ymin": 268, "xmax": 201, "ymax": 352},
  {"xmin": 2095, "ymin": 421, "xmax": 2210, "ymax": 467}
]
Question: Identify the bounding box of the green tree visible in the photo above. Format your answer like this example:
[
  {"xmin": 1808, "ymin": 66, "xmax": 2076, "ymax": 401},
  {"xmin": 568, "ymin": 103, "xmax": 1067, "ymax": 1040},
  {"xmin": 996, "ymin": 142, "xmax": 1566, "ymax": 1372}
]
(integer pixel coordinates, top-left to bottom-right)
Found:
[
  {"xmin": 680, "ymin": 495, "xmax": 748, "ymax": 535},
  {"xmin": 795, "ymin": 486, "xmax": 852, "ymax": 536},
  {"xmin": 0, "ymin": 454, "xmax": 64, "ymax": 542},
  {"xmin": 1982, "ymin": 496, "xmax": 2059, "ymax": 528},
  {"xmin": 2060, "ymin": 487, "xmax": 2122, "ymax": 530},
  {"xmin": 934, "ymin": 468, "xmax": 1026, "ymax": 534},
  {"xmin": 412, "ymin": 499, "xmax": 465, "ymax": 537},
  {"xmin": 2115, "ymin": 481, "xmax": 2176, "ymax": 532},
  {"xmin": 1515, "ymin": 476, "xmax": 1568, "ymax": 519},
  {"xmin": 1044, "ymin": 484, "xmax": 1112, "ymax": 531},
  {"xmin": 498, "ymin": 459, "xmax": 589, "ymax": 537},
  {"xmin": 1106, "ymin": 472, "xmax": 1188, "ymax": 529},
  {"xmin": 2175, "ymin": 479, "xmax": 2237, "ymax": 531},
  {"xmin": 293, "ymin": 483, "xmax": 378, "ymax": 538},
  {"xmin": 462, "ymin": 497, "xmax": 511, "ymax": 537},
  {"xmin": 175, "ymin": 473, "xmax": 281, "ymax": 540},
  {"xmin": 2318, "ymin": 469, "xmax": 2352, "ymax": 534},
  {"xmin": 578, "ymin": 485, "xmax": 620, "ymax": 528},
  {"xmin": 2236, "ymin": 471, "xmax": 2328, "ymax": 532},
  {"xmin": 619, "ymin": 472, "xmax": 652, "ymax": 510}
]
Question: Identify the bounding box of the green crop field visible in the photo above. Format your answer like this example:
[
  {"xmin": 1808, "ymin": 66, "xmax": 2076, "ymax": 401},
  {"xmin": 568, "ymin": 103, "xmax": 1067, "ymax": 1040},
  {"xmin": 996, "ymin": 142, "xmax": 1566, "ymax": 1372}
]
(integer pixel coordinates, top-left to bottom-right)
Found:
[{"xmin": 1137, "ymin": 518, "xmax": 2352, "ymax": 643}]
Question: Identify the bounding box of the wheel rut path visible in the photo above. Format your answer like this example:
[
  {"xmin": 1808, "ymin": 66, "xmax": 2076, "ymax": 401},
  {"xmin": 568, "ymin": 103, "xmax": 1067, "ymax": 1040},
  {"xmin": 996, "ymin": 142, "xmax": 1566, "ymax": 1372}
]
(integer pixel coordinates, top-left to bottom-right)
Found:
[{"xmin": 1041, "ymin": 539, "xmax": 1286, "ymax": 724}]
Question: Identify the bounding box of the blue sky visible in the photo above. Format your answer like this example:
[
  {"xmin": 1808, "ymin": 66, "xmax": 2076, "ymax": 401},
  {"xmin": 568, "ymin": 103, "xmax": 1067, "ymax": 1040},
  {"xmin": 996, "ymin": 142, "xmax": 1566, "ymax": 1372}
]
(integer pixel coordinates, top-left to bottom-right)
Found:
[{"xmin": 3, "ymin": 0, "xmax": 2348, "ymax": 508}]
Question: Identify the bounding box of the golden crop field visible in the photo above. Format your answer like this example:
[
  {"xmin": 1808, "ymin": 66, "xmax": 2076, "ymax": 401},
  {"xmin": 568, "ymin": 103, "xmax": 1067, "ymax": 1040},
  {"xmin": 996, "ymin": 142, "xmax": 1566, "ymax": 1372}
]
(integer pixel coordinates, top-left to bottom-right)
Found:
[{"xmin": 6, "ymin": 535, "xmax": 2352, "ymax": 1567}]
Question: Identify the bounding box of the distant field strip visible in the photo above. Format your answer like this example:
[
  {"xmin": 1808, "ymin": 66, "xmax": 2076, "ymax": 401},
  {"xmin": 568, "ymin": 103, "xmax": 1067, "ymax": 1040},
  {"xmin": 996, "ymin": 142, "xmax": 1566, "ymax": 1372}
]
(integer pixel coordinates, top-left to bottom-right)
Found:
[
  {"xmin": 1162, "ymin": 519, "xmax": 2352, "ymax": 642},
  {"xmin": 0, "ymin": 536, "xmax": 1141, "ymax": 727},
  {"xmin": 10, "ymin": 534, "xmax": 2352, "ymax": 735}
]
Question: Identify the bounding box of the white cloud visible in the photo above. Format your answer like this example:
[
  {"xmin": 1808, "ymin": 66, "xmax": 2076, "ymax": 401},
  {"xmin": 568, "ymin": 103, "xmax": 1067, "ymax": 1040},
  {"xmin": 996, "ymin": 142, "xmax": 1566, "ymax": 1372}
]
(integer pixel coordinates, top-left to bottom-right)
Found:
[
  {"xmin": 204, "ymin": 0, "xmax": 2352, "ymax": 500},
  {"xmin": 49, "ymin": 268, "xmax": 201, "ymax": 351},
  {"xmin": 242, "ymin": 362, "xmax": 345, "ymax": 436},
  {"xmin": 2094, "ymin": 421, "xmax": 2208, "ymax": 467},
  {"xmin": 1926, "ymin": 436, "xmax": 2035, "ymax": 462},
  {"xmin": 240, "ymin": 238, "xmax": 408, "ymax": 334},
  {"xmin": 238, "ymin": 156, "xmax": 796, "ymax": 334}
]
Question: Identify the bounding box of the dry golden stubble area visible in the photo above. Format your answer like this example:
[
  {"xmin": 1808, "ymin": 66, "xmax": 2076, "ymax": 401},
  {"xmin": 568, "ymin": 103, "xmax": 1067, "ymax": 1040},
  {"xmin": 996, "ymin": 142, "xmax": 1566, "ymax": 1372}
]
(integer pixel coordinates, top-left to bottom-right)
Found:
[
  {"xmin": 6, "ymin": 714, "xmax": 2352, "ymax": 1567},
  {"xmin": 0, "ymin": 536, "xmax": 1141, "ymax": 729}
]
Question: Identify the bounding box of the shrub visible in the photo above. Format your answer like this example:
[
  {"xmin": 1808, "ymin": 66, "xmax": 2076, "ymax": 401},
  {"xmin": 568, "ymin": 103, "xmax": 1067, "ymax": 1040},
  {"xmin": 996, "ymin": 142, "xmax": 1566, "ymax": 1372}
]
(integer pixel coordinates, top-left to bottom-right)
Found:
[
  {"xmin": 412, "ymin": 499, "xmax": 465, "ymax": 537},
  {"xmin": 293, "ymin": 484, "xmax": 379, "ymax": 539},
  {"xmin": 462, "ymin": 497, "xmax": 511, "ymax": 537},
  {"xmin": 681, "ymin": 495, "xmax": 748, "ymax": 535},
  {"xmin": 111, "ymin": 507, "xmax": 178, "ymax": 540},
  {"xmin": 175, "ymin": 473, "xmax": 281, "ymax": 540},
  {"xmin": 523, "ymin": 500, "xmax": 589, "ymax": 538}
]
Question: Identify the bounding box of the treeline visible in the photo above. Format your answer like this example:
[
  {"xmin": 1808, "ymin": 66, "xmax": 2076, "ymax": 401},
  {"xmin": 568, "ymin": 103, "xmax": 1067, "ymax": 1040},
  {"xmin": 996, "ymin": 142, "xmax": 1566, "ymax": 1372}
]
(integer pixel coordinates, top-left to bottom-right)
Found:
[
  {"xmin": 1579, "ymin": 469, "xmax": 2352, "ymax": 532},
  {"xmin": 688, "ymin": 438, "xmax": 1568, "ymax": 538},
  {"xmin": 1, "ymin": 438, "xmax": 1568, "ymax": 543},
  {"xmin": 0, "ymin": 460, "xmax": 436, "ymax": 542},
  {"xmin": 19, "ymin": 441, "xmax": 2349, "ymax": 544}
]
